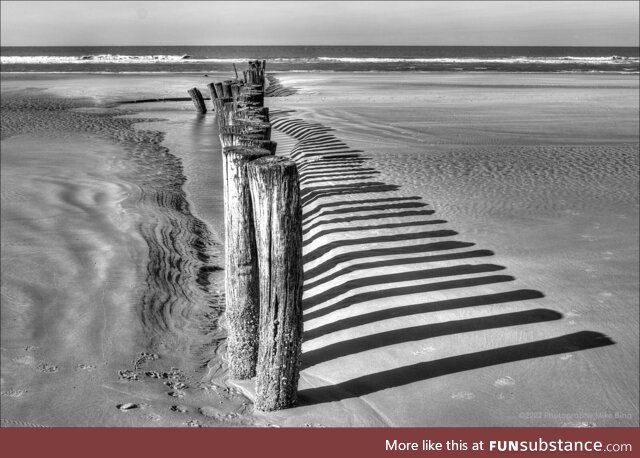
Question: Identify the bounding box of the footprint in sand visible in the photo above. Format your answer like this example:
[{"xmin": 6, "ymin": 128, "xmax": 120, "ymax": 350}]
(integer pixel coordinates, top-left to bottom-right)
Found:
[
  {"xmin": 451, "ymin": 391, "xmax": 475, "ymax": 400},
  {"xmin": 75, "ymin": 363, "xmax": 96, "ymax": 371},
  {"xmin": 165, "ymin": 380, "xmax": 188, "ymax": 390},
  {"xmin": 39, "ymin": 363, "xmax": 59, "ymax": 373},
  {"xmin": 132, "ymin": 352, "xmax": 159, "ymax": 370},
  {"xmin": 496, "ymin": 392, "xmax": 516, "ymax": 401},
  {"xmin": 116, "ymin": 403, "xmax": 139, "ymax": 411},
  {"xmin": 199, "ymin": 407, "xmax": 243, "ymax": 423},
  {"xmin": 494, "ymin": 376, "xmax": 516, "ymax": 401},
  {"xmin": 494, "ymin": 376, "xmax": 515, "ymax": 387},
  {"xmin": 186, "ymin": 420, "xmax": 202, "ymax": 427},
  {"xmin": 1, "ymin": 389, "xmax": 26, "ymax": 398},
  {"xmin": 170, "ymin": 405, "xmax": 189, "ymax": 413},
  {"xmin": 167, "ymin": 390, "xmax": 185, "ymax": 398},
  {"xmin": 145, "ymin": 413, "xmax": 162, "ymax": 422},
  {"xmin": 13, "ymin": 355, "xmax": 37, "ymax": 366},
  {"xmin": 118, "ymin": 370, "xmax": 140, "ymax": 381}
]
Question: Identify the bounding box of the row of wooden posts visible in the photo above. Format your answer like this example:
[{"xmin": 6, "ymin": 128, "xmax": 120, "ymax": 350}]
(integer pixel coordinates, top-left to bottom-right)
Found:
[{"xmin": 188, "ymin": 60, "xmax": 304, "ymax": 412}]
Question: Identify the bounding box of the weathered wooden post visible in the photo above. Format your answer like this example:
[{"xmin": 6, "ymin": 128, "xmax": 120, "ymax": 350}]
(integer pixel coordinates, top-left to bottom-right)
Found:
[
  {"xmin": 234, "ymin": 119, "xmax": 271, "ymax": 140},
  {"xmin": 237, "ymin": 138, "xmax": 277, "ymax": 154},
  {"xmin": 239, "ymin": 85, "xmax": 264, "ymax": 107},
  {"xmin": 231, "ymin": 83, "xmax": 241, "ymax": 101},
  {"xmin": 222, "ymin": 146, "xmax": 273, "ymax": 379},
  {"xmin": 207, "ymin": 82, "xmax": 218, "ymax": 110},
  {"xmin": 247, "ymin": 156, "xmax": 303, "ymax": 411},
  {"xmin": 214, "ymin": 82, "xmax": 225, "ymax": 99},
  {"xmin": 222, "ymin": 80, "xmax": 234, "ymax": 98},
  {"xmin": 187, "ymin": 87, "xmax": 207, "ymax": 113}
]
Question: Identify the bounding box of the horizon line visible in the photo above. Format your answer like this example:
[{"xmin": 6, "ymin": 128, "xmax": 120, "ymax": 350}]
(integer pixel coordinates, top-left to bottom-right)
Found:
[{"xmin": 2, "ymin": 44, "xmax": 639, "ymax": 48}]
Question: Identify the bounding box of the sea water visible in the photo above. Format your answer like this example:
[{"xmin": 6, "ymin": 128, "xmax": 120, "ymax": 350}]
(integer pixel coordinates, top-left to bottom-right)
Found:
[{"xmin": 2, "ymin": 45, "xmax": 638, "ymax": 73}]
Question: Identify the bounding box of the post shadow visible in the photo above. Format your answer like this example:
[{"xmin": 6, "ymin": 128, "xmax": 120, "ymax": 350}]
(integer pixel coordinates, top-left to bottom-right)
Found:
[
  {"xmin": 303, "ymin": 248, "xmax": 492, "ymax": 291},
  {"xmin": 301, "ymin": 308, "xmax": 563, "ymax": 369},
  {"xmin": 303, "ymin": 229, "xmax": 457, "ymax": 265},
  {"xmin": 304, "ymin": 240, "xmax": 476, "ymax": 281},
  {"xmin": 301, "ymin": 183, "xmax": 402, "ymax": 207},
  {"xmin": 304, "ymin": 275, "xmax": 517, "ymax": 321},
  {"xmin": 303, "ymin": 263, "xmax": 506, "ymax": 309},
  {"xmin": 302, "ymin": 175, "xmax": 380, "ymax": 185},
  {"xmin": 303, "ymin": 210, "xmax": 437, "ymax": 235},
  {"xmin": 305, "ymin": 289, "xmax": 545, "ymax": 341},
  {"xmin": 303, "ymin": 219, "xmax": 448, "ymax": 247},
  {"xmin": 304, "ymin": 201, "xmax": 428, "ymax": 221},
  {"xmin": 303, "ymin": 196, "xmax": 423, "ymax": 219},
  {"xmin": 297, "ymin": 331, "xmax": 615, "ymax": 406},
  {"xmin": 299, "ymin": 158, "xmax": 367, "ymax": 171},
  {"xmin": 300, "ymin": 168, "xmax": 380, "ymax": 179}
]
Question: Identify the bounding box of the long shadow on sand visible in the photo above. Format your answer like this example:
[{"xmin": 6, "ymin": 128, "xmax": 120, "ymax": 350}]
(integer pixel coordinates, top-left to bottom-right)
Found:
[
  {"xmin": 303, "ymin": 263, "xmax": 507, "ymax": 309},
  {"xmin": 297, "ymin": 331, "xmax": 615, "ymax": 405},
  {"xmin": 304, "ymin": 275, "xmax": 517, "ymax": 321},
  {"xmin": 304, "ymin": 289, "xmax": 545, "ymax": 341},
  {"xmin": 301, "ymin": 308, "xmax": 563, "ymax": 369},
  {"xmin": 271, "ymin": 112, "xmax": 615, "ymax": 407}
]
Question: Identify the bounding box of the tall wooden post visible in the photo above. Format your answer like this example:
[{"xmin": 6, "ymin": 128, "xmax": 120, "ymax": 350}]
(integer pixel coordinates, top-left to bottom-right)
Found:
[
  {"xmin": 187, "ymin": 88, "xmax": 207, "ymax": 113},
  {"xmin": 247, "ymin": 156, "xmax": 303, "ymax": 411},
  {"xmin": 207, "ymin": 82, "xmax": 218, "ymax": 110},
  {"xmin": 222, "ymin": 146, "xmax": 273, "ymax": 379}
]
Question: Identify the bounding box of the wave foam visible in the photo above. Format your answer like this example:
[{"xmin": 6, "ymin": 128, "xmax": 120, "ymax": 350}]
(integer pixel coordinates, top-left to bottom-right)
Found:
[{"xmin": 2, "ymin": 54, "xmax": 638, "ymax": 66}]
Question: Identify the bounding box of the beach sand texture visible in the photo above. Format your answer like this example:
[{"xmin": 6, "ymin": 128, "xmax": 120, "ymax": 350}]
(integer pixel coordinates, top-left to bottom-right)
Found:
[{"xmin": 1, "ymin": 72, "xmax": 638, "ymax": 427}]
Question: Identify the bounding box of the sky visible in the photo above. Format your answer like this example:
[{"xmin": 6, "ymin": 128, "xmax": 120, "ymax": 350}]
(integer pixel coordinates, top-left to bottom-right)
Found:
[{"xmin": 1, "ymin": 1, "xmax": 638, "ymax": 47}]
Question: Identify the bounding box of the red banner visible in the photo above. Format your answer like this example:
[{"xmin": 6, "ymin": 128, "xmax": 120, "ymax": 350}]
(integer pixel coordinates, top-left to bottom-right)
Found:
[{"xmin": 0, "ymin": 428, "xmax": 637, "ymax": 458}]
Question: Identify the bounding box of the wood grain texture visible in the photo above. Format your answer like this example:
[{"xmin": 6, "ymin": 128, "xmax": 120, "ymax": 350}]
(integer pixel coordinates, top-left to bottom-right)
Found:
[
  {"xmin": 247, "ymin": 156, "xmax": 303, "ymax": 411},
  {"xmin": 187, "ymin": 87, "xmax": 207, "ymax": 113},
  {"xmin": 222, "ymin": 146, "xmax": 272, "ymax": 379}
]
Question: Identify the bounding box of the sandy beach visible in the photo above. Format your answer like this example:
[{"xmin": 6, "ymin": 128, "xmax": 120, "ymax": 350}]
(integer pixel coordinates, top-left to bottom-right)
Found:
[{"xmin": 1, "ymin": 71, "xmax": 638, "ymax": 427}]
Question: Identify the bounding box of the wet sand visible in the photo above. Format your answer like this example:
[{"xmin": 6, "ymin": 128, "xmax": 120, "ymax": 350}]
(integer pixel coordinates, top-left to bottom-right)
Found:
[
  {"xmin": 1, "ymin": 71, "xmax": 638, "ymax": 427},
  {"xmin": 1, "ymin": 75, "xmax": 262, "ymax": 427}
]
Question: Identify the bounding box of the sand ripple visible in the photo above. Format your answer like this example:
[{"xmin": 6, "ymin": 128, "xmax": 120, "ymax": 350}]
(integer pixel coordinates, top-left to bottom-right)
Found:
[
  {"xmin": 1, "ymin": 91, "xmax": 224, "ymax": 370},
  {"xmin": 370, "ymin": 144, "xmax": 639, "ymax": 218}
]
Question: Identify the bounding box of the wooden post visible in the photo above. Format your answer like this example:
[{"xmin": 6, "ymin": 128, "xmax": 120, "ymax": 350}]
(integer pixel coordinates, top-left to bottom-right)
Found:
[
  {"xmin": 231, "ymin": 84, "xmax": 240, "ymax": 101},
  {"xmin": 214, "ymin": 82, "xmax": 224, "ymax": 99},
  {"xmin": 235, "ymin": 107, "xmax": 269, "ymax": 122},
  {"xmin": 238, "ymin": 88, "xmax": 264, "ymax": 108},
  {"xmin": 222, "ymin": 146, "xmax": 272, "ymax": 380},
  {"xmin": 207, "ymin": 82, "xmax": 218, "ymax": 111},
  {"xmin": 247, "ymin": 156, "xmax": 303, "ymax": 411},
  {"xmin": 187, "ymin": 88, "xmax": 207, "ymax": 113},
  {"xmin": 237, "ymin": 138, "xmax": 277, "ymax": 154},
  {"xmin": 234, "ymin": 119, "xmax": 271, "ymax": 140},
  {"xmin": 215, "ymin": 98, "xmax": 235, "ymax": 128},
  {"xmin": 222, "ymin": 80, "xmax": 234, "ymax": 98}
]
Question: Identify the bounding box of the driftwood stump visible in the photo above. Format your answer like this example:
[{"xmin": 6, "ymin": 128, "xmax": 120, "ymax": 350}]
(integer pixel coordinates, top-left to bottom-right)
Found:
[
  {"xmin": 222, "ymin": 146, "xmax": 273, "ymax": 379},
  {"xmin": 187, "ymin": 87, "xmax": 207, "ymax": 113},
  {"xmin": 247, "ymin": 156, "xmax": 303, "ymax": 411}
]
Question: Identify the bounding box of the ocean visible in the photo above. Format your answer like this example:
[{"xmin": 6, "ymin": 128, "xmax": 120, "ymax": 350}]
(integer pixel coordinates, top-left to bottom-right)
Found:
[{"xmin": 1, "ymin": 45, "xmax": 638, "ymax": 73}]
